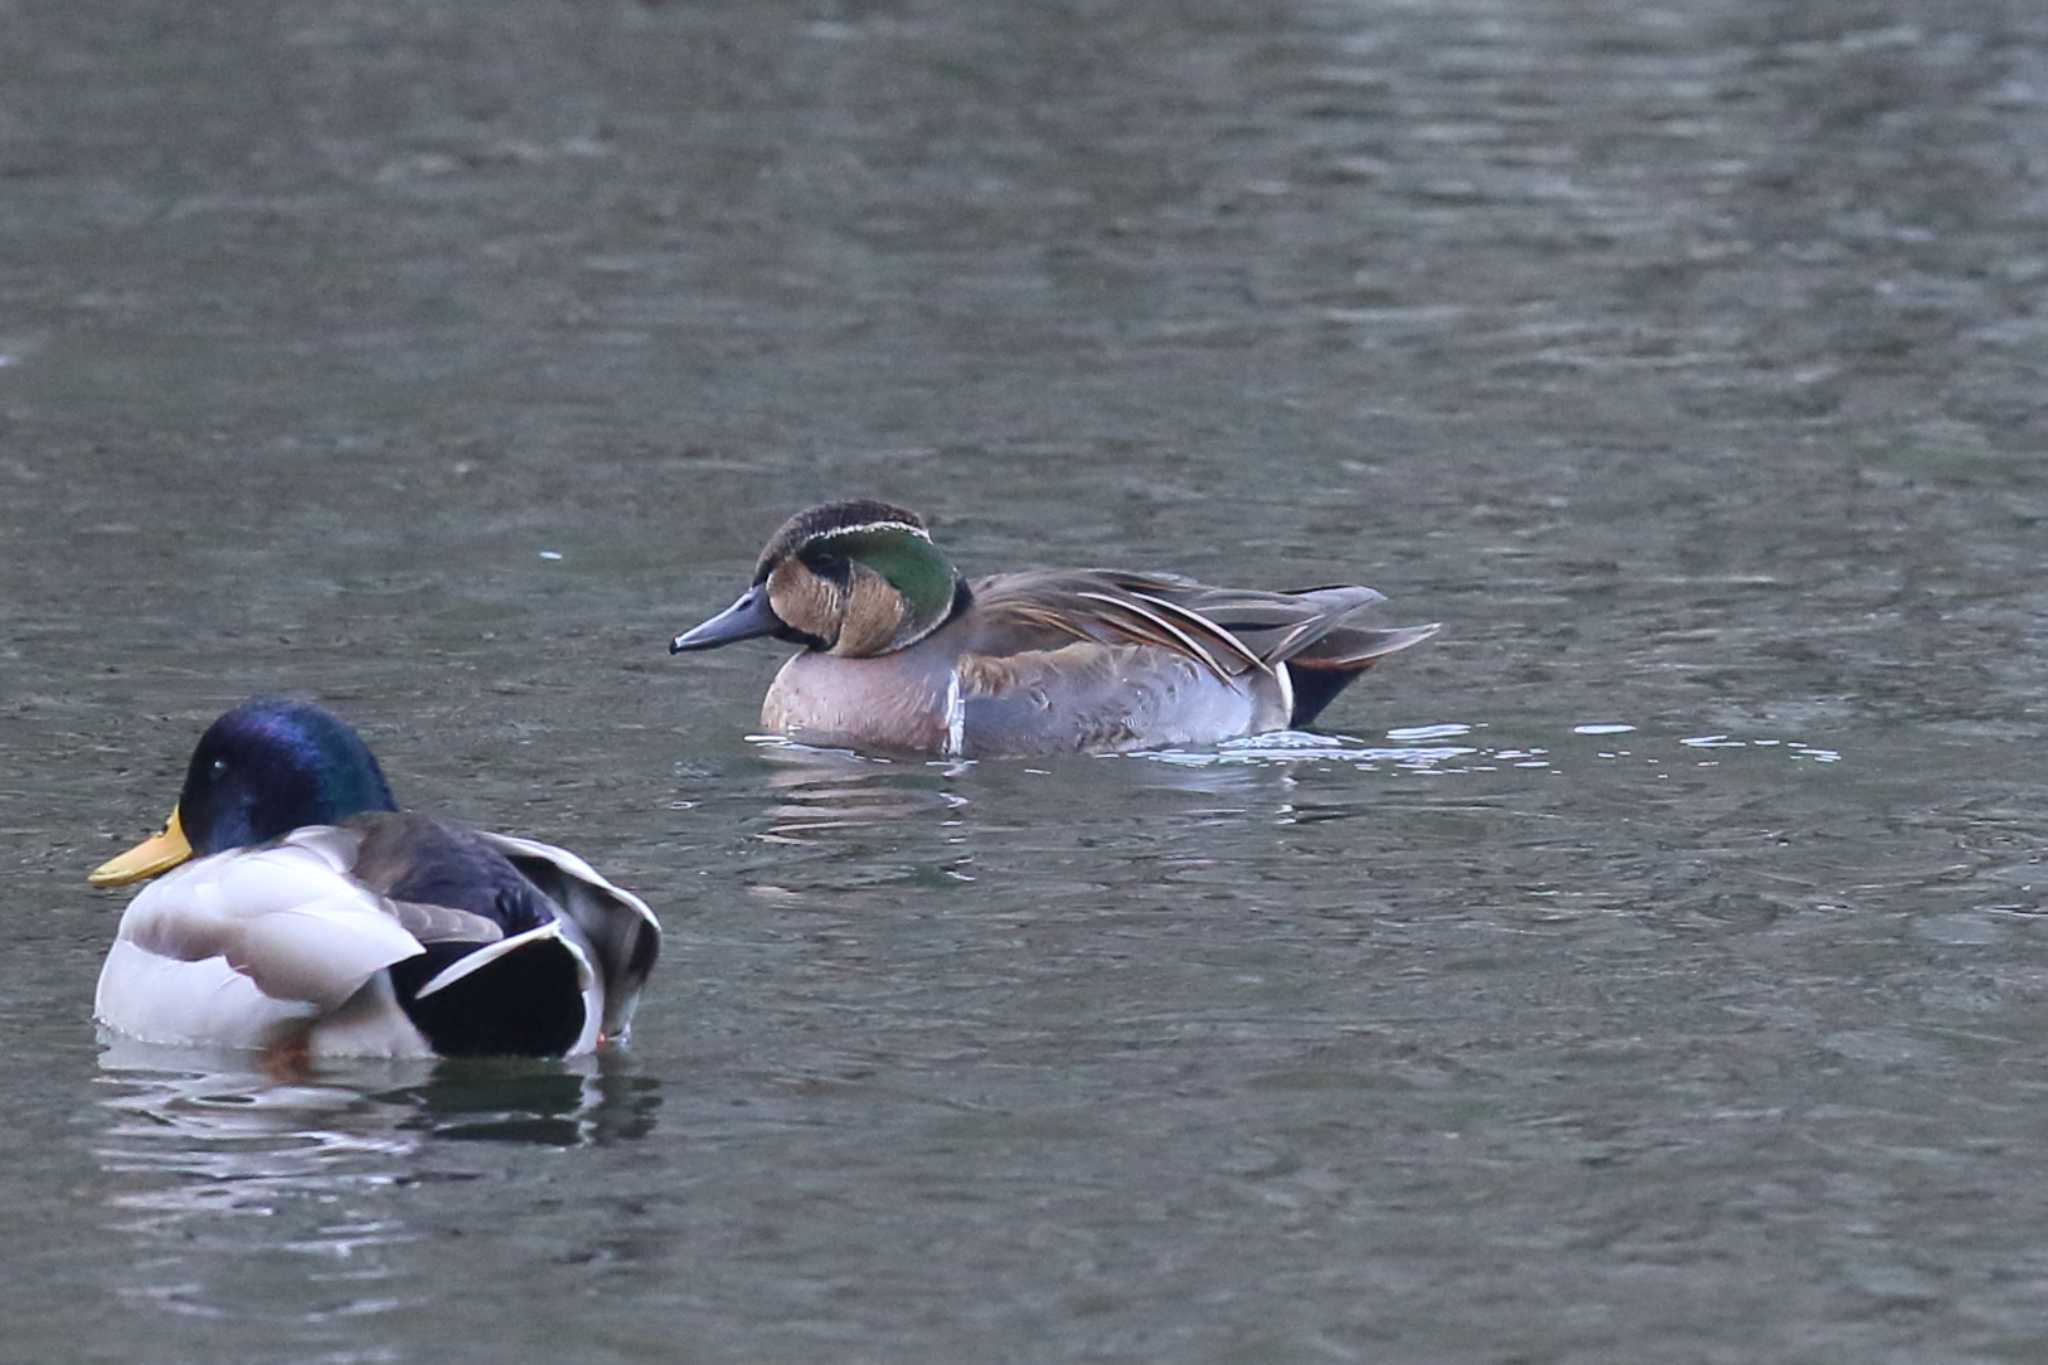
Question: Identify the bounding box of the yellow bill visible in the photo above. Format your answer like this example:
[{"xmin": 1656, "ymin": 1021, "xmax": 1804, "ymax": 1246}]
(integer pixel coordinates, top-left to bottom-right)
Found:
[{"xmin": 89, "ymin": 807, "xmax": 194, "ymax": 887}]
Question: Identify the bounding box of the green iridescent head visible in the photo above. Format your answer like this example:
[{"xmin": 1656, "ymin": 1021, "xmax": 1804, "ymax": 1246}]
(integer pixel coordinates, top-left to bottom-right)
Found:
[{"xmin": 90, "ymin": 697, "xmax": 398, "ymax": 886}]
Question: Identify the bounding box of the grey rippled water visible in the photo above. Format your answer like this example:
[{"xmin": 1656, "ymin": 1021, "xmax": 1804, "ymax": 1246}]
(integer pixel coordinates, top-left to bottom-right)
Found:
[{"xmin": 5, "ymin": 0, "xmax": 2048, "ymax": 1361}]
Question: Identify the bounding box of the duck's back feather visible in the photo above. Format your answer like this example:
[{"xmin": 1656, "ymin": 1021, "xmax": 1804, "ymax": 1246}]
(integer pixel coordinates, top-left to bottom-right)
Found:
[
  {"xmin": 953, "ymin": 569, "xmax": 1439, "ymax": 746},
  {"xmin": 346, "ymin": 813, "xmax": 556, "ymax": 936}
]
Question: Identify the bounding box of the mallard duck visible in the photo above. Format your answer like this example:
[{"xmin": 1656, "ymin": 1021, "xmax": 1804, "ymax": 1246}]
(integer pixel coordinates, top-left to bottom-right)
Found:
[
  {"xmin": 87, "ymin": 697, "xmax": 660, "ymax": 1061},
  {"xmin": 669, "ymin": 499, "xmax": 1440, "ymax": 756}
]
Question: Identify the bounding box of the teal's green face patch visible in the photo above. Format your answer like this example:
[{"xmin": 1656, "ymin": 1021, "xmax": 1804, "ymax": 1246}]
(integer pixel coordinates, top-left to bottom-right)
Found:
[{"xmin": 817, "ymin": 524, "xmax": 957, "ymax": 619}]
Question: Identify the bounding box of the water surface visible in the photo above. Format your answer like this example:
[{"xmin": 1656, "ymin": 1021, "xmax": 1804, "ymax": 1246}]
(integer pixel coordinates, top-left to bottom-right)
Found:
[{"xmin": 5, "ymin": 0, "xmax": 2048, "ymax": 1360}]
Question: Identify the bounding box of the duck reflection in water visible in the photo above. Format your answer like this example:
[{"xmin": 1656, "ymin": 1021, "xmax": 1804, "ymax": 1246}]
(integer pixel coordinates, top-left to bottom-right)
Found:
[
  {"xmin": 87, "ymin": 1043, "xmax": 661, "ymax": 1334},
  {"xmin": 746, "ymin": 737, "xmax": 972, "ymax": 844},
  {"xmin": 95, "ymin": 1039, "xmax": 662, "ymax": 1175}
]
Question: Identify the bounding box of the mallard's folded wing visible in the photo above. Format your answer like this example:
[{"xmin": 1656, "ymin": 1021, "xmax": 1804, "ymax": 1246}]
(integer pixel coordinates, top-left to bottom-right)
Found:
[
  {"xmin": 384, "ymin": 898, "xmax": 507, "ymax": 946},
  {"xmin": 473, "ymin": 832, "xmax": 661, "ymax": 1041},
  {"xmin": 115, "ymin": 832, "xmax": 425, "ymax": 1006},
  {"xmin": 414, "ymin": 921, "xmax": 591, "ymax": 1000},
  {"xmin": 96, "ymin": 829, "xmax": 430, "ymax": 1048}
]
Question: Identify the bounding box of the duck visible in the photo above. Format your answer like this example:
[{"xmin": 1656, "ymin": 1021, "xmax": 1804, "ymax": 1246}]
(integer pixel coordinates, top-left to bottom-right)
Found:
[
  {"xmin": 86, "ymin": 697, "xmax": 661, "ymax": 1062},
  {"xmin": 669, "ymin": 499, "xmax": 1440, "ymax": 757}
]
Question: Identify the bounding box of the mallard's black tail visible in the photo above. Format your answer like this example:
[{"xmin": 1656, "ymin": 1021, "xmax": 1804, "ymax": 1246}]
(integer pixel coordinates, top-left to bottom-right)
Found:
[{"xmin": 388, "ymin": 934, "xmax": 586, "ymax": 1057}]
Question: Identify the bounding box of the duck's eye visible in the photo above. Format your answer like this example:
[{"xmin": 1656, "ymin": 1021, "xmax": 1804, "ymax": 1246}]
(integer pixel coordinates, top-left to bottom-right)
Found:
[
  {"xmin": 802, "ymin": 551, "xmax": 850, "ymax": 584},
  {"xmin": 209, "ymin": 758, "xmax": 228, "ymax": 779}
]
